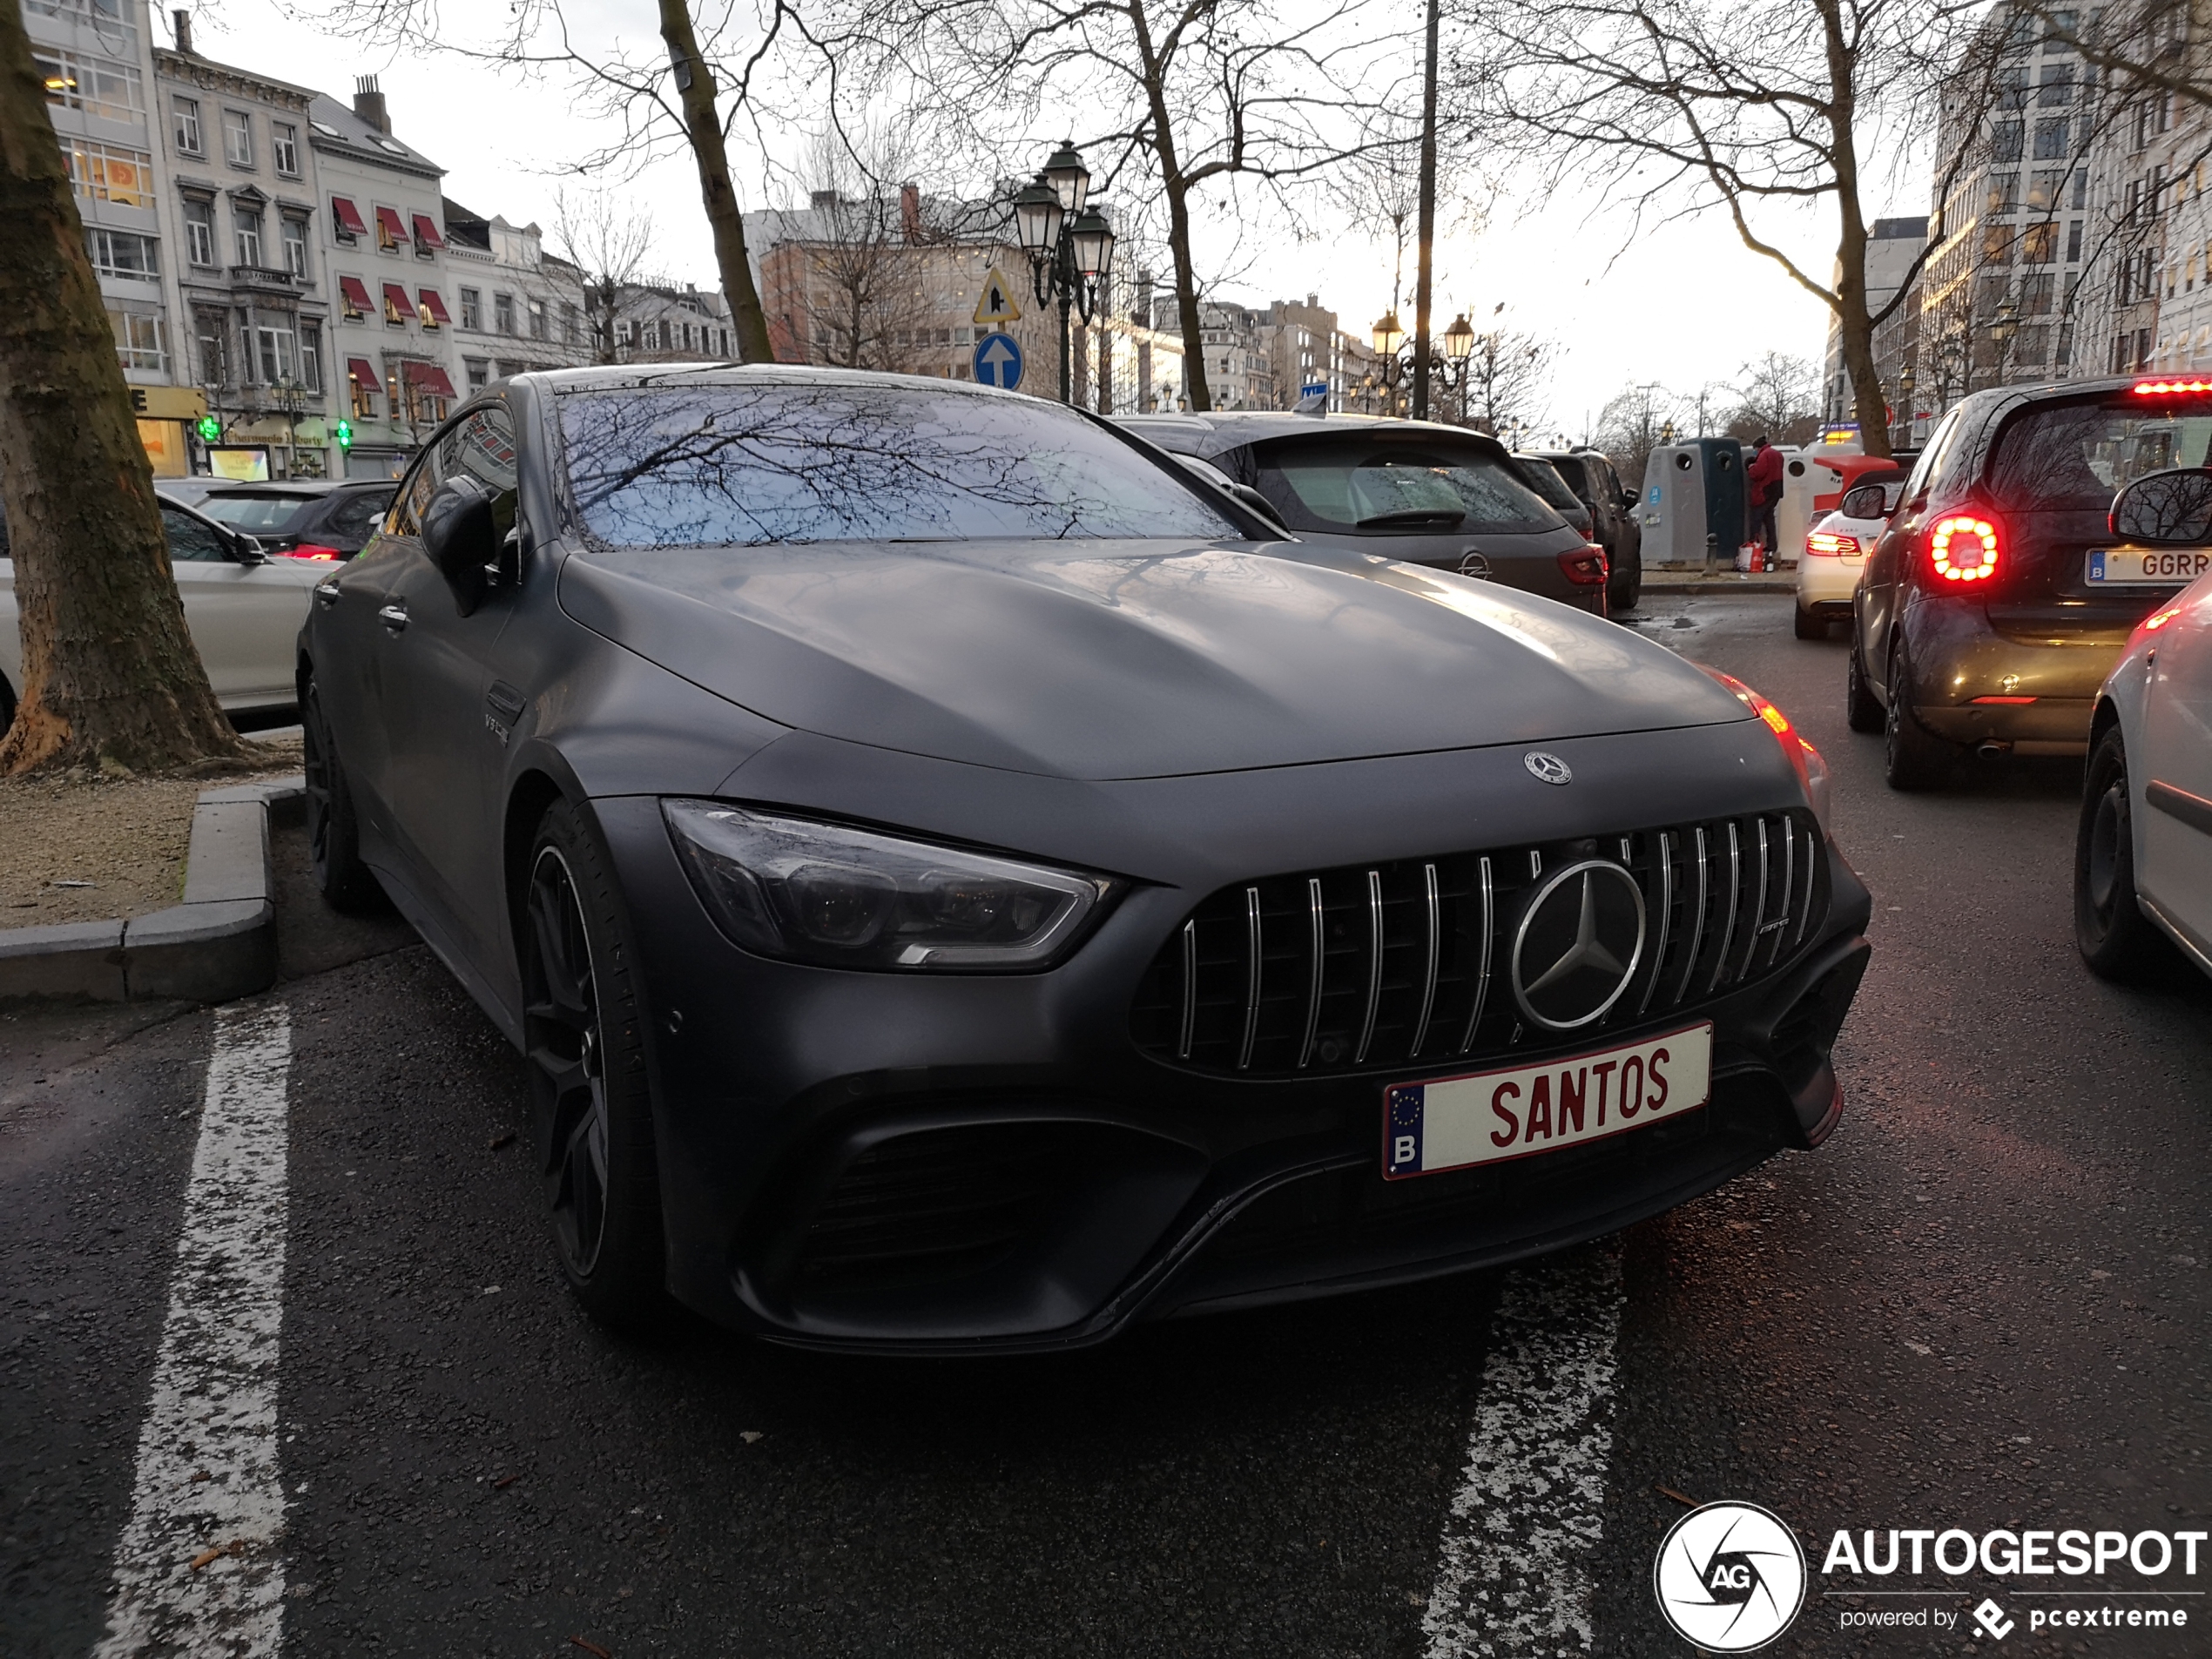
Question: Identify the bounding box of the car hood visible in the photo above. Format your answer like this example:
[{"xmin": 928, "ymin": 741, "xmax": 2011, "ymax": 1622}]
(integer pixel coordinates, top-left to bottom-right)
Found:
[{"xmin": 556, "ymin": 538, "xmax": 1750, "ymax": 780}]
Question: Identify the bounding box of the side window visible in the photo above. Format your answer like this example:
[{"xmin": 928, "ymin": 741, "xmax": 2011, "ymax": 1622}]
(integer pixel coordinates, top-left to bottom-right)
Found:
[
  {"xmin": 161, "ymin": 505, "xmax": 226, "ymax": 563},
  {"xmin": 1904, "ymin": 411, "xmax": 1962, "ymax": 503},
  {"xmin": 437, "ymin": 404, "xmax": 520, "ymax": 536},
  {"xmin": 391, "ymin": 448, "xmax": 443, "ymax": 537}
]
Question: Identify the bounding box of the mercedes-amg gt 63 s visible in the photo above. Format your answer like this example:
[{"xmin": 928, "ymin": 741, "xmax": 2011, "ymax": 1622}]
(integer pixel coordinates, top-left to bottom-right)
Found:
[{"xmin": 300, "ymin": 367, "xmax": 1871, "ymax": 1352}]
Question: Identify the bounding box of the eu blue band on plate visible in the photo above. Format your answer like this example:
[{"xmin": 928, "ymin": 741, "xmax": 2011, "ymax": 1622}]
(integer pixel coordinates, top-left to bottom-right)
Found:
[{"xmin": 1386, "ymin": 1083, "xmax": 1425, "ymax": 1177}]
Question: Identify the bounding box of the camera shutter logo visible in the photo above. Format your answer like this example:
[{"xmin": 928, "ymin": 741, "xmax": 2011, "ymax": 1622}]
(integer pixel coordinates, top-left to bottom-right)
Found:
[{"xmin": 1653, "ymin": 1501, "xmax": 1807, "ymax": 1651}]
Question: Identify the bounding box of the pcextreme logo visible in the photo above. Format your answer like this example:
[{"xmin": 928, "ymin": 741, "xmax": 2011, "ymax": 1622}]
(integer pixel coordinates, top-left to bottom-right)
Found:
[{"xmin": 1654, "ymin": 1501, "xmax": 1809, "ymax": 1651}]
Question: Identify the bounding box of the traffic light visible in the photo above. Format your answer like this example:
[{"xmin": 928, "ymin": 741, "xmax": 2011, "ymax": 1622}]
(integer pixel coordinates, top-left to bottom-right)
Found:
[
  {"xmin": 334, "ymin": 418, "xmax": 353, "ymax": 450},
  {"xmin": 194, "ymin": 414, "xmax": 220, "ymax": 442}
]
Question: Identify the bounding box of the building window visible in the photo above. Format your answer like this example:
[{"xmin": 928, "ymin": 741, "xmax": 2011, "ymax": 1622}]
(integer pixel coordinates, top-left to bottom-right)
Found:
[
  {"xmin": 2066, "ymin": 219, "xmax": 2084, "ymax": 262},
  {"xmin": 37, "ymin": 48, "xmax": 144, "ymax": 120},
  {"xmin": 85, "ymin": 226, "xmax": 158, "ymax": 280},
  {"xmin": 108, "ymin": 308, "xmax": 165, "ymax": 372},
  {"xmin": 256, "ymin": 325, "xmax": 295, "ymax": 384},
  {"xmin": 223, "ymin": 109, "xmax": 253, "ymax": 168},
  {"xmin": 2027, "ymin": 169, "xmax": 2062, "ymax": 211},
  {"xmin": 528, "ymin": 298, "xmax": 546, "ymax": 340},
  {"xmin": 563, "ymin": 302, "xmax": 579, "ymax": 344},
  {"xmin": 2022, "ymin": 221, "xmax": 2058, "ymax": 263},
  {"xmin": 172, "ymin": 93, "xmax": 201, "ymax": 154},
  {"xmin": 465, "ymin": 357, "xmax": 489, "ymax": 391},
  {"xmin": 183, "ymin": 199, "xmax": 215, "ymax": 267},
  {"xmin": 494, "ymin": 292, "xmax": 515, "ymax": 334},
  {"xmin": 350, "ymin": 372, "xmax": 376, "ymax": 416},
  {"xmin": 271, "ymin": 122, "xmax": 299, "ymax": 176},
  {"xmin": 374, "ymin": 206, "xmax": 406, "ymax": 251},
  {"xmin": 61, "ymin": 138, "xmax": 154, "ymax": 207},
  {"xmin": 459, "ymin": 287, "xmax": 482, "ymax": 330},
  {"xmin": 1992, "ymin": 123, "xmax": 2024, "ymax": 163},
  {"xmin": 299, "ymin": 322, "xmax": 321, "ymax": 390},
  {"xmin": 281, "ymin": 217, "xmax": 307, "ymax": 277},
  {"xmin": 615, "ymin": 319, "xmax": 633, "ymax": 346},
  {"xmin": 2021, "ymin": 272, "xmax": 2056, "ymax": 314},
  {"xmin": 1986, "ymin": 172, "xmax": 2019, "ymax": 214},
  {"xmin": 2033, "ymin": 118, "xmax": 2068, "ymax": 160},
  {"xmin": 193, "ymin": 312, "xmax": 227, "ymax": 384},
  {"xmin": 233, "ymin": 206, "xmax": 264, "ymax": 267},
  {"xmin": 2038, "ymin": 64, "xmax": 2074, "ymax": 105}
]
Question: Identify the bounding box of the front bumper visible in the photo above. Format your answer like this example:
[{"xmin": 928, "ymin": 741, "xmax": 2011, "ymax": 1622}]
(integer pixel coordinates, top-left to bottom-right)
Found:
[{"xmin": 597, "ymin": 728, "xmax": 1872, "ymax": 1352}]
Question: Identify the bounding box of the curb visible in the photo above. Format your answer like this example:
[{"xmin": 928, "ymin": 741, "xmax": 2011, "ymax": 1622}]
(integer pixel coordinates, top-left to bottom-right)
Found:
[
  {"xmin": 1637, "ymin": 576, "xmax": 1800, "ymax": 596},
  {"xmin": 0, "ymin": 774, "xmax": 304, "ymax": 1008}
]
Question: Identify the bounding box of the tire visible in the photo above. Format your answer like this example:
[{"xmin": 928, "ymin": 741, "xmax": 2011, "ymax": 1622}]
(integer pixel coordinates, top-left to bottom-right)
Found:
[
  {"xmin": 301, "ymin": 675, "xmax": 385, "ymax": 912},
  {"xmin": 0, "ymin": 672, "xmax": 17, "ymax": 735},
  {"xmin": 1844, "ymin": 638, "xmax": 1883, "ymax": 733},
  {"xmin": 1793, "ymin": 604, "xmax": 1827, "ymax": 640},
  {"xmin": 2074, "ymin": 725, "xmax": 2183, "ymax": 982},
  {"xmin": 1883, "ymin": 640, "xmax": 1953, "ymax": 791},
  {"xmin": 1607, "ymin": 544, "xmax": 1642, "ymax": 613},
  {"xmin": 519, "ymin": 798, "xmax": 670, "ymax": 1329}
]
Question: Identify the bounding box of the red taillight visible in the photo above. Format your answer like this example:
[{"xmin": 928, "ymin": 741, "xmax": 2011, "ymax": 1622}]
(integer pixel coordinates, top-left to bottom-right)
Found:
[
  {"xmin": 283, "ymin": 543, "xmax": 342, "ymax": 561},
  {"xmin": 1804, "ymin": 529, "xmax": 1860, "ymax": 558},
  {"xmin": 1558, "ymin": 545, "xmax": 1608, "ymax": 586},
  {"xmin": 2132, "ymin": 379, "xmax": 2212, "ymax": 395},
  {"xmin": 1927, "ymin": 514, "xmax": 2000, "ymax": 583}
]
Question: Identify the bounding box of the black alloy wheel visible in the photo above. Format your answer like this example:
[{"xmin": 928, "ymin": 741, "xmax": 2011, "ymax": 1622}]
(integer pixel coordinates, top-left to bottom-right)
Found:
[
  {"xmin": 301, "ymin": 676, "xmax": 383, "ymax": 911},
  {"xmin": 2074, "ymin": 725, "xmax": 2182, "ymax": 982},
  {"xmin": 1882, "ymin": 640, "xmax": 1952, "ymax": 791},
  {"xmin": 520, "ymin": 799, "xmax": 668, "ymax": 1326},
  {"xmin": 1844, "ymin": 638, "xmax": 1883, "ymax": 732},
  {"xmin": 1793, "ymin": 603, "xmax": 1827, "ymax": 641},
  {"xmin": 1607, "ymin": 545, "xmax": 1642, "ymax": 613}
]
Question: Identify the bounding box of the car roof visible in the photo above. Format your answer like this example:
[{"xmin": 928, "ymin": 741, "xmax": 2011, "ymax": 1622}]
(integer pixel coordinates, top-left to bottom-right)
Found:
[{"xmin": 1112, "ymin": 410, "xmax": 1511, "ymax": 462}]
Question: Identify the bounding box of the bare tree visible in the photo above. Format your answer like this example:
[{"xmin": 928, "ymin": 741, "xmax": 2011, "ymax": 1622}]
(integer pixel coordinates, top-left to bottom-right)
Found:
[
  {"xmin": 1457, "ymin": 0, "xmax": 2008, "ymax": 458},
  {"xmin": 1595, "ymin": 381, "xmax": 1683, "ymax": 488},
  {"xmin": 0, "ymin": 7, "xmax": 241, "ymax": 775},
  {"xmin": 1726, "ymin": 350, "xmax": 1824, "ymax": 442},
  {"xmin": 553, "ymin": 188, "xmax": 656, "ymax": 367},
  {"xmin": 1459, "ymin": 326, "xmax": 1555, "ymax": 434}
]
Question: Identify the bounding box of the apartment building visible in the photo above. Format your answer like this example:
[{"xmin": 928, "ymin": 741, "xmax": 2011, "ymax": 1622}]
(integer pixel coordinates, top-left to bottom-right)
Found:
[{"xmin": 443, "ymin": 202, "xmax": 590, "ymax": 391}]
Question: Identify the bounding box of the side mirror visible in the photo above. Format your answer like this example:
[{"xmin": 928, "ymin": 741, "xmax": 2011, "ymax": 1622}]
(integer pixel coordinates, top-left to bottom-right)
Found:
[
  {"xmin": 225, "ymin": 530, "xmax": 267, "ymax": 566},
  {"xmin": 1839, "ymin": 484, "xmax": 1891, "ymax": 520},
  {"xmin": 2110, "ymin": 467, "xmax": 2212, "ymax": 544},
  {"xmin": 421, "ymin": 474, "xmax": 497, "ymax": 613}
]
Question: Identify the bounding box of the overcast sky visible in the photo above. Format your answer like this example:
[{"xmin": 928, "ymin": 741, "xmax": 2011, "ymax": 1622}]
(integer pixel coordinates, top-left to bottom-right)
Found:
[{"xmin": 190, "ymin": 0, "xmax": 1919, "ymax": 429}]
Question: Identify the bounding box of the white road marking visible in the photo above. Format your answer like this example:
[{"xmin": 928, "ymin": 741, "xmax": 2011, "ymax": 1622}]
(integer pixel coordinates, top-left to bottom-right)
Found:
[
  {"xmin": 95, "ymin": 1003, "xmax": 293, "ymax": 1659},
  {"xmin": 1422, "ymin": 1247, "xmax": 1625, "ymax": 1658}
]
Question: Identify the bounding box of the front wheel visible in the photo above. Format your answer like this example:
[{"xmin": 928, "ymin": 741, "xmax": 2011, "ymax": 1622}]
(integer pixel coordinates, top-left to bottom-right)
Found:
[
  {"xmin": 2074, "ymin": 726, "xmax": 2182, "ymax": 982},
  {"xmin": 520, "ymin": 799, "xmax": 670, "ymax": 1328},
  {"xmin": 1883, "ymin": 642, "xmax": 1953, "ymax": 791}
]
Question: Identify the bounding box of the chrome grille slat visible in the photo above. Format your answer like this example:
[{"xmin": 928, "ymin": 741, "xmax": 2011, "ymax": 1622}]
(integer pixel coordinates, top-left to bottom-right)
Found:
[
  {"xmin": 1236, "ymin": 886, "xmax": 1263, "ymax": 1071},
  {"xmin": 1707, "ymin": 821, "xmax": 1743, "ymax": 993},
  {"xmin": 1640, "ymin": 831, "xmax": 1674, "ymax": 1015},
  {"xmin": 1737, "ymin": 819, "xmax": 1770, "ymax": 981},
  {"xmin": 1354, "ymin": 869, "xmax": 1385, "ymax": 1064},
  {"xmin": 1791, "ymin": 823, "xmax": 1819, "ymax": 947},
  {"xmin": 1297, "ymin": 876, "xmax": 1325, "ymax": 1069},
  {"xmin": 1177, "ymin": 920, "xmax": 1197, "ymax": 1060},
  {"xmin": 1770, "ymin": 820, "xmax": 1798, "ymax": 970},
  {"xmin": 1674, "ymin": 827, "xmax": 1710, "ymax": 1005},
  {"xmin": 1409, "ymin": 863, "xmax": 1440, "ymax": 1057},
  {"xmin": 1459, "ymin": 855, "xmax": 1494, "ymax": 1055}
]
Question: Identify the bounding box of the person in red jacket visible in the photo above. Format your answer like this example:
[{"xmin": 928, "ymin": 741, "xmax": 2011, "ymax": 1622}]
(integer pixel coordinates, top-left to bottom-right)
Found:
[{"xmin": 1745, "ymin": 435, "xmax": 1784, "ymax": 556}]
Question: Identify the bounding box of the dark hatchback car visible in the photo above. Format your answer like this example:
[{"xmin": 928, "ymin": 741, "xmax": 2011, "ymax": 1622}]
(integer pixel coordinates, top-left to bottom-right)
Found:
[
  {"xmin": 1116, "ymin": 412, "xmax": 1611, "ymax": 614},
  {"xmin": 301, "ymin": 367, "xmax": 1870, "ymax": 1352},
  {"xmin": 197, "ymin": 479, "xmax": 398, "ymax": 560},
  {"xmin": 1527, "ymin": 447, "xmax": 1644, "ymax": 612},
  {"xmin": 1849, "ymin": 376, "xmax": 2212, "ymax": 787}
]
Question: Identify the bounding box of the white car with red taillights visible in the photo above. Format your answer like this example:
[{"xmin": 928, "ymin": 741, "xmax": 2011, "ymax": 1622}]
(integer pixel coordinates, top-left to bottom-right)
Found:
[{"xmin": 1795, "ymin": 469, "xmax": 1907, "ymax": 639}]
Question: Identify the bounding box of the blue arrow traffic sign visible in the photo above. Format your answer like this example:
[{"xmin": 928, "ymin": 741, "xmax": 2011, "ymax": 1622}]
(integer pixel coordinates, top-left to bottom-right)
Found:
[{"xmin": 973, "ymin": 330, "xmax": 1024, "ymax": 391}]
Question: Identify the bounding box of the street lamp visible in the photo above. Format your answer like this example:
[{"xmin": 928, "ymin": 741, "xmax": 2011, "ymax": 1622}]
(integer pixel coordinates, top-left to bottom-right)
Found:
[
  {"xmin": 1013, "ymin": 143, "xmax": 1115, "ymax": 404},
  {"xmin": 1991, "ymin": 300, "xmax": 2020, "ymax": 388},
  {"xmin": 1894, "ymin": 365, "xmax": 1918, "ymax": 449}
]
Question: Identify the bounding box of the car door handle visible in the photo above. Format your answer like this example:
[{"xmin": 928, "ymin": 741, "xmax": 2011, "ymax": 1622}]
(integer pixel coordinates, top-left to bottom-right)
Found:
[
  {"xmin": 314, "ymin": 580, "xmax": 341, "ymax": 608},
  {"xmin": 378, "ymin": 604, "xmax": 409, "ymax": 632}
]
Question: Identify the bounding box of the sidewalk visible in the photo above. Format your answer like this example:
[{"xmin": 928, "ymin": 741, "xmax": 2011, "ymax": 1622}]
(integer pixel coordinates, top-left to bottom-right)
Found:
[{"xmin": 1638, "ymin": 566, "xmax": 1798, "ymax": 595}]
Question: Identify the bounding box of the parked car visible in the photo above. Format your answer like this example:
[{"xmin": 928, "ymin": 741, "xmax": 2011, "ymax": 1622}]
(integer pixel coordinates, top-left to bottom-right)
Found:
[
  {"xmin": 1796, "ymin": 469, "xmax": 1905, "ymax": 639},
  {"xmin": 1115, "ymin": 412, "xmax": 1611, "ymax": 614},
  {"xmin": 1509, "ymin": 452, "xmax": 1596, "ymax": 543},
  {"xmin": 0, "ymin": 493, "xmax": 320, "ymax": 729},
  {"xmin": 300, "ymin": 367, "xmax": 1870, "ymax": 1349},
  {"xmin": 1846, "ymin": 376, "xmax": 2212, "ymax": 789},
  {"xmin": 2074, "ymin": 472, "xmax": 2212, "ymax": 983},
  {"xmin": 1527, "ymin": 447, "xmax": 1644, "ymax": 611},
  {"xmin": 194, "ymin": 479, "xmax": 398, "ymax": 560}
]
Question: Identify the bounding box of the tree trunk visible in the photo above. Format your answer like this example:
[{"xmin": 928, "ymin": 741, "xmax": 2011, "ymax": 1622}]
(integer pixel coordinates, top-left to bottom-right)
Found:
[
  {"xmin": 658, "ymin": 0, "xmax": 773, "ymax": 364},
  {"xmin": 1411, "ymin": 0, "xmax": 1440, "ymax": 421},
  {"xmin": 1817, "ymin": 0, "xmax": 1892, "ymax": 459},
  {"xmin": 0, "ymin": 6, "xmax": 241, "ymax": 776},
  {"xmin": 1161, "ymin": 174, "xmax": 1212, "ymax": 411}
]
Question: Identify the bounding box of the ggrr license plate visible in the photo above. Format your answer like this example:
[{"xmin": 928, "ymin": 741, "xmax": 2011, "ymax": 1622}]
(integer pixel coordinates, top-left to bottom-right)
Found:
[
  {"xmin": 1383, "ymin": 1022, "xmax": 1713, "ymax": 1179},
  {"xmin": 2087, "ymin": 548, "xmax": 2212, "ymax": 584}
]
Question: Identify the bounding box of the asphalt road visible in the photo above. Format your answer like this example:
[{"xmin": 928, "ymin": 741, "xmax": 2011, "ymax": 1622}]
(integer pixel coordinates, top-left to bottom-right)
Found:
[{"xmin": 3, "ymin": 593, "xmax": 2208, "ymax": 1659}]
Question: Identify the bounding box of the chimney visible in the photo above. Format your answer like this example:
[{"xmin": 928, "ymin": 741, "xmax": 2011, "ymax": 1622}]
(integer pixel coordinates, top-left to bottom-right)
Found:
[
  {"xmin": 172, "ymin": 8, "xmax": 192, "ymax": 53},
  {"xmin": 900, "ymin": 182, "xmax": 921, "ymax": 245},
  {"xmin": 354, "ymin": 74, "xmax": 388, "ymax": 134}
]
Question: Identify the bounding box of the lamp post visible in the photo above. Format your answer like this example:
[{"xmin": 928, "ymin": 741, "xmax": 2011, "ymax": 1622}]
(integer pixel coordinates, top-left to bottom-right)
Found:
[
  {"xmin": 1936, "ymin": 329, "xmax": 1966, "ymax": 409},
  {"xmin": 1893, "ymin": 365, "xmax": 1917, "ymax": 450},
  {"xmin": 1012, "ymin": 141, "xmax": 1116, "ymax": 405},
  {"xmin": 1990, "ymin": 300, "xmax": 2020, "ymax": 389},
  {"xmin": 1371, "ymin": 310, "xmax": 1407, "ymax": 414},
  {"xmin": 1369, "ymin": 309, "xmax": 1476, "ymax": 420}
]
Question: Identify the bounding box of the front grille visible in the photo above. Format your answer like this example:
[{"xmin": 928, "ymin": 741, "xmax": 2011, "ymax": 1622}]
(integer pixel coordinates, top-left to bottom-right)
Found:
[{"xmin": 1130, "ymin": 811, "xmax": 1828, "ymax": 1078}]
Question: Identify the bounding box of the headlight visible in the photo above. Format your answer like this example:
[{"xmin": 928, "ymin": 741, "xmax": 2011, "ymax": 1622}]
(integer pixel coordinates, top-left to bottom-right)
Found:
[{"xmin": 662, "ymin": 800, "xmax": 1117, "ymax": 971}]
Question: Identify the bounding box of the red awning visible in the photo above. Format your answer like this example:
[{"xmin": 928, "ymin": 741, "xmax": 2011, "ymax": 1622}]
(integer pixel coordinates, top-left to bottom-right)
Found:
[
  {"xmin": 337, "ymin": 275, "xmax": 374, "ymax": 316},
  {"xmin": 346, "ymin": 356, "xmax": 377, "ymax": 388},
  {"xmin": 410, "ymin": 212, "xmax": 446, "ymax": 251},
  {"xmin": 416, "ymin": 287, "xmax": 451, "ymax": 326},
  {"xmin": 381, "ymin": 282, "xmax": 412, "ymax": 319},
  {"xmin": 401, "ymin": 361, "xmax": 457, "ymax": 399},
  {"xmin": 374, "ymin": 206, "xmax": 408, "ymax": 244},
  {"xmin": 331, "ymin": 196, "xmax": 368, "ymax": 236}
]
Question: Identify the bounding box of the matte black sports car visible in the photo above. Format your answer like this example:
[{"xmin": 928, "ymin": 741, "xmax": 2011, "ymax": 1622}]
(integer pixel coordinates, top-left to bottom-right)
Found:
[{"xmin": 300, "ymin": 366, "xmax": 1871, "ymax": 1352}]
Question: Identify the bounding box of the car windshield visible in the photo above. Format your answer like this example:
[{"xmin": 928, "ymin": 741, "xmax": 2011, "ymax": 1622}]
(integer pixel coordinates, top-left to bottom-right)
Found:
[
  {"xmin": 1987, "ymin": 393, "xmax": 2212, "ymax": 509},
  {"xmin": 1252, "ymin": 437, "xmax": 1560, "ymax": 534},
  {"xmin": 1514, "ymin": 457, "xmax": 1582, "ymax": 511},
  {"xmin": 558, "ymin": 382, "xmax": 1240, "ymax": 546},
  {"xmin": 197, "ymin": 492, "xmax": 319, "ymax": 533}
]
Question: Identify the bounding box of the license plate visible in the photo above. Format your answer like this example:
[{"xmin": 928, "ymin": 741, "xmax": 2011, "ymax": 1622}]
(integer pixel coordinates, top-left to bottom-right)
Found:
[
  {"xmin": 2087, "ymin": 548, "xmax": 2212, "ymax": 584},
  {"xmin": 1383, "ymin": 1022, "xmax": 1713, "ymax": 1179}
]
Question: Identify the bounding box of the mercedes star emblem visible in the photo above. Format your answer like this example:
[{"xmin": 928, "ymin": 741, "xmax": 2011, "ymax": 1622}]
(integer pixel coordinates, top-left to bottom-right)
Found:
[
  {"xmin": 1511, "ymin": 860, "xmax": 1648, "ymax": 1030},
  {"xmin": 1524, "ymin": 751, "xmax": 1573, "ymax": 786}
]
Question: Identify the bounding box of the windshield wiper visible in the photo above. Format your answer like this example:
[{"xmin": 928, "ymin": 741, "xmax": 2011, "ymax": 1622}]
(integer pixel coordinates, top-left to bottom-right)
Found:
[{"xmin": 1355, "ymin": 509, "xmax": 1467, "ymax": 529}]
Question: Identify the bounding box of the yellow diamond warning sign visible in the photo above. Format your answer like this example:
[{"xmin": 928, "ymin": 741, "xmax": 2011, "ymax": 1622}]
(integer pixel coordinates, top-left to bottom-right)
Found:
[{"xmin": 974, "ymin": 268, "xmax": 1022, "ymax": 326}]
